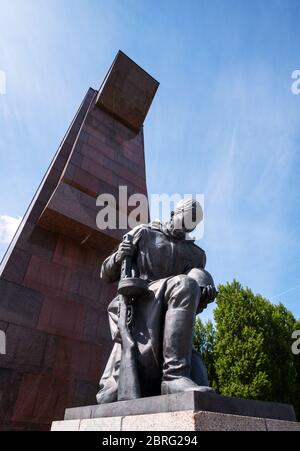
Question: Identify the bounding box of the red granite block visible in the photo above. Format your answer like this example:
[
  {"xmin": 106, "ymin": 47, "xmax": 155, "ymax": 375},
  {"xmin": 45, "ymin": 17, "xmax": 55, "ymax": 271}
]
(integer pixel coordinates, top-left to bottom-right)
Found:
[
  {"xmin": 46, "ymin": 166, "xmax": 62, "ymax": 188},
  {"xmin": 63, "ymin": 269, "xmax": 116, "ymax": 309},
  {"xmin": 77, "ymin": 273, "xmax": 103, "ymax": 303},
  {"xmin": 83, "ymin": 307, "xmax": 111, "ymax": 345},
  {"xmin": 39, "ymin": 205, "xmax": 121, "ymax": 253},
  {"xmin": 1, "ymin": 248, "xmax": 31, "ymax": 285},
  {"xmin": 83, "ymin": 123, "xmax": 106, "ymax": 143},
  {"xmin": 86, "ymin": 115, "xmax": 115, "ymax": 139},
  {"xmin": 81, "ymin": 156, "xmax": 116, "ymax": 185},
  {"xmin": 66, "ymin": 127, "xmax": 81, "ymax": 146},
  {"xmin": 0, "ymin": 320, "xmax": 8, "ymax": 332},
  {"xmin": 66, "ymin": 268, "xmax": 82, "ymax": 297},
  {"xmin": 12, "ymin": 374, "xmax": 74, "ymax": 424},
  {"xmin": 118, "ymin": 166, "xmax": 146, "ymax": 190},
  {"xmin": 78, "ymin": 129, "xmax": 90, "ymax": 144},
  {"xmin": 56, "ymin": 182, "xmax": 95, "ymax": 219},
  {"xmin": 95, "ymin": 52, "xmax": 159, "ymax": 132},
  {"xmin": 116, "ymin": 152, "xmax": 143, "ymax": 173},
  {"xmin": 53, "ymin": 153, "xmax": 70, "ymax": 173},
  {"xmin": 98, "ymin": 283, "xmax": 117, "ymax": 308},
  {"xmin": 38, "ymin": 182, "xmax": 56, "ymax": 203},
  {"xmin": 3, "ymin": 324, "xmax": 48, "ymax": 369},
  {"xmin": 53, "ymin": 337, "xmax": 104, "ymax": 381},
  {"xmin": 58, "ymin": 141, "xmax": 73, "ymax": 158},
  {"xmin": 0, "ymin": 369, "xmax": 22, "ymax": 423},
  {"xmin": 78, "ymin": 146, "xmax": 97, "ymax": 169},
  {"xmin": 65, "ymin": 270, "xmax": 100, "ymax": 305},
  {"xmin": 117, "ymin": 175, "xmax": 146, "ymax": 195},
  {"xmin": 85, "ymin": 131, "xmax": 113, "ymax": 153},
  {"xmin": 69, "ymin": 151, "xmax": 83, "ymax": 168},
  {"xmin": 63, "ymin": 163, "xmax": 99, "ymax": 197},
  {"xmin": 80, "ymin": 143, "xmax": 106, "ymax": 165},
  {"xmin": 82, "ymin": 171, "xmax": 103, "ymax": 198},
  {"xmin": 124, "ymin": 127, "xmax": 143, "ymax": 145},
  {"xmin": 16, "ymin": 224, "xmax": 57, "ymax": 259},
  {"xmin": 80, "ymin": 147, "xmax": 146, "ymax": 192},
  {"xmin": 73, "ymin": 380, "xmax": 99, "ymax": 407},
  {"xmin": 28, "ymin": 200, "xmax": 48, "ymax": 223},
  {"xmin": 93, "ymin": 106, "xmax": 142, "ymax": 140},
  {"xmin": 84, "ymin": 247, "xmax": 108, "ymax": 278},
  {"xmin": 38, "ymin": 294, "xmax": 86, "ymax": 340},
  {"xmin": 122, "ymin": 145, "xmax": 144, "ymax": 165},
  {"xmin": 43, "ymin": 335, "xmax": 58, "ymax": 370},
  {"xmin": 53, "ymin": 235, "xmax": 87, "ymax": 268},
  {"xmin": 0, "ymin": 421, "xmax": 50, "ymax": 431},
  {"xmin": 90, "ymin": 105, "xmax": 116, "ymax": 128},
  {"xmin": 96, "ymin": 180, "xmax": 120, "ymax": 200},
  {"xmin": 62, "ymin": 160, "xmax": 75, "ymax": 180},
  {"xmin": 0, "ymin": 279, "xmax": 43, "ymax": 327},
  {"xmin": 24, "ymin": 255, "xmax": 66, "ymax": 291}
]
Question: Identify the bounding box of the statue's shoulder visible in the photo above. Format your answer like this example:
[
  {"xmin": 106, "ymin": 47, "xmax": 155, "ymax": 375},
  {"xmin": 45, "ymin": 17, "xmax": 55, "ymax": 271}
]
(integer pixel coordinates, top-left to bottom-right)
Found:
[
  {"xmin": 128, "ymin": 223, "xmax": 149, "ymax": 237},
  {"xmin": 128, "ymin": 220, "xmax": 162, "ymax": 233},
  {"xmin": 128, "ymin": 222, "xmax": 158, "ymax": 239},
  {"xmin": 148, "ymin": 219, "xmax": 164, "ymax": 231},
  {"xmin": 189, "ymin": 242, "xmax": 207, "ymax": 268},
  {"xmin": 189, "ymin": 240, "xmax": 206, "ymax": 256}
]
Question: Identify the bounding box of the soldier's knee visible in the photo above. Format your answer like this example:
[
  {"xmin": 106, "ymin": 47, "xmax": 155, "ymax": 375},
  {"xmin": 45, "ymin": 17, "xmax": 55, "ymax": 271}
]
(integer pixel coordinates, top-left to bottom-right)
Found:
[
  {"xmin": 165, "ymin": 274, "xmax": 200, "ymax": 310},
  {"xmin": 172, "ymin": 275, "xmax": 200, "ymax": 310},
  {"xmin": 178, "ymin": 274, "xmax": 200, "ymax": 296}
]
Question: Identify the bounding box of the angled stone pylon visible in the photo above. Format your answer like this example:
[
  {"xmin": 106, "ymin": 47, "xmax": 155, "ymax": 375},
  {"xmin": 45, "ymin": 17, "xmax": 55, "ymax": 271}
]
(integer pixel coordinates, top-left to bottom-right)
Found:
[{"xmin": 0, "ymin": 51, "xmax": 159, "ymax": 431}]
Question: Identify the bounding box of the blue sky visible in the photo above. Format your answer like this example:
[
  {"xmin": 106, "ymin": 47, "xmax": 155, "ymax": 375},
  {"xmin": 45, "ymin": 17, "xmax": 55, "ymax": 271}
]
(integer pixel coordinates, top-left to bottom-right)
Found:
[{"xmin": 1, "ymin": 0, "xmax": 300, "ymax": 321}]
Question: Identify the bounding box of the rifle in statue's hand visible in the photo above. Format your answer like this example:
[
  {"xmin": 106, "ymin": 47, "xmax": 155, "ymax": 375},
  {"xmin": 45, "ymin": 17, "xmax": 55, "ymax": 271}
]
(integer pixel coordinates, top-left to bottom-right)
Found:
[{"xmin": 117, "ymin": 234, "xmax": 148, "ymax": 402}]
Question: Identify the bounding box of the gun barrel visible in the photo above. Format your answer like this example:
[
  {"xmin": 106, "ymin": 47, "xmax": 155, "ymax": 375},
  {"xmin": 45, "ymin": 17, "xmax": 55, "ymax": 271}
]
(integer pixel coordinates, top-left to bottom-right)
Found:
[{"xmin": 117, "ymin": 294, "xmax": 141, "ymax": 401}]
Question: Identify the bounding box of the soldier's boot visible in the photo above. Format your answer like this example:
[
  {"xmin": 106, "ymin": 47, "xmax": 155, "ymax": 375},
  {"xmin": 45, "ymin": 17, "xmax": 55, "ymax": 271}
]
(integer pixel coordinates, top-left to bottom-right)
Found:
[{"xmin": 161, "ymin": 307, "xmax": 215, "ymax": 395}]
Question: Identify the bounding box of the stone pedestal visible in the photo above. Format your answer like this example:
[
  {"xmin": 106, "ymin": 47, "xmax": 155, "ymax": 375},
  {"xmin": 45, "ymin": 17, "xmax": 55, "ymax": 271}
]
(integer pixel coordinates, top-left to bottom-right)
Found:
[{"xmin": 51, "ymin": 391, "xmax": 300, "ymax": 431}]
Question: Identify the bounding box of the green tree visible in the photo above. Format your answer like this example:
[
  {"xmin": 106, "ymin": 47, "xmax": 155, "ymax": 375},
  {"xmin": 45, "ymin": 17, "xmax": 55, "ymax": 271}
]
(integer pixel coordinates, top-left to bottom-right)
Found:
[
  {"xmin": 194, "ymin": 318, "xmax": 218, "ymax": 390},
  {"xmin": 193, "ymin": 280, "xmax": 299, "ymax": 417},
  {"xmin": 293, "ymin": 319, "xmax": 300, "ymax": 419}
]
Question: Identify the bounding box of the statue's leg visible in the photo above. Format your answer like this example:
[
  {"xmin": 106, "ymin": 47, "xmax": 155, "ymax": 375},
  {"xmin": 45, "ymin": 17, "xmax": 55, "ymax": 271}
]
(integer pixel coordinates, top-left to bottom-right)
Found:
[{"xmin": 161, "ymin": 274, "xmax": 215, "ymax": 395}]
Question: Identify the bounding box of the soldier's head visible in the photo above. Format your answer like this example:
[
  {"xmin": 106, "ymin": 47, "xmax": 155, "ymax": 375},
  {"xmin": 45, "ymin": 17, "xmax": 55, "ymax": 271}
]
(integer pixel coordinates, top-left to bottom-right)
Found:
[{"xmin": 170, "ymin": 198, "xmax": 203, "ymax": 237}]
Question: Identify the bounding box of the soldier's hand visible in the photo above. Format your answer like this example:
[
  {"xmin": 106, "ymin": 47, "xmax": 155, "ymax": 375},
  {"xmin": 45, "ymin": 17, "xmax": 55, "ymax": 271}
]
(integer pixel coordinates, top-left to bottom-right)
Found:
[
  {"xmin": 201, "ymin": 285, "xmax": 217, "ymax": 304},
  {"xmin": 115, "ymin": 240, "xmax": 135, "ymax": 263}
]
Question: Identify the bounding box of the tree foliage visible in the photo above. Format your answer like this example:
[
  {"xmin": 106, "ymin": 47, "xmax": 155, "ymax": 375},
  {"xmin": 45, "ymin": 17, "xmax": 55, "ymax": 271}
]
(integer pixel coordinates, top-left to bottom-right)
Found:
[{"xmin": 194, "ymin": 280, "xmax": 300, "ymax": 418}]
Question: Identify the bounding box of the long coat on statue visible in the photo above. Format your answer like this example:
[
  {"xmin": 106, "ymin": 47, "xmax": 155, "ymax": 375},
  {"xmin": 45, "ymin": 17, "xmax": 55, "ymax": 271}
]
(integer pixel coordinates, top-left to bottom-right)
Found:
[{"xmin": 97, "ymin": 221, "xmax": 211, "ymax": 403}]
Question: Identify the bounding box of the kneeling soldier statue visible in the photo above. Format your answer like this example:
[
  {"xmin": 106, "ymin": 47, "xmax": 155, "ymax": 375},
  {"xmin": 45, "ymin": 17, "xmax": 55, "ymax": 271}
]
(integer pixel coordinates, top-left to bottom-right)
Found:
[{"xmin": 97, "ymin": 198, "xmax": 217, "ymax": 404}]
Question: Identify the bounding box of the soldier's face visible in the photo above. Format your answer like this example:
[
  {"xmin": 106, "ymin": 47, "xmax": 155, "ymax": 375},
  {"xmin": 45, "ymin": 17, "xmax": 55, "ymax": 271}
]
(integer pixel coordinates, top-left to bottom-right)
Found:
[
  {"xmin": 173, "ymin": 206, "xmax": 202, "ymax": 233},
  {"xmin": 173, "ymin": 211, "xmax": 195, "ymax": 233}
]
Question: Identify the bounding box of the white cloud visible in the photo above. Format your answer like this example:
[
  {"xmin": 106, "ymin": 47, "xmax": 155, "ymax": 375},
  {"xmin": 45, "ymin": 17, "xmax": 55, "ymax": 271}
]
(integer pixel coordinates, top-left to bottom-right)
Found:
[{"xmin": 0, "ymin": 215, "xmax": 22, "ymax": 244}]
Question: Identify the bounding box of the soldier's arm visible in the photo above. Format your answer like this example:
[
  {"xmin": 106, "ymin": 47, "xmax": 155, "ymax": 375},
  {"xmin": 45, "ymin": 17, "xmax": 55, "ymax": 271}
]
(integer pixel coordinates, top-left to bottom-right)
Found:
[
  {"xmin": 197, "ymin": 247, "xmax": 207, "ymax": 269},
  {"xmin": 100, "ymin": 224, "xmax": 147, "ymax": 283},
  {"xmin": 100, "ymin": 251, "xmax": 121, "ymax": 283}
]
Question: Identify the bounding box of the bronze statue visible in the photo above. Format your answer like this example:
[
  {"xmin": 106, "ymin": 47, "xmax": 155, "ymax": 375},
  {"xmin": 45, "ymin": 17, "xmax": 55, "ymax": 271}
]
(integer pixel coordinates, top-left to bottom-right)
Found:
[{"xmin": 97, "ymin": 198, "xmax": 217, "ymax": 404}]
